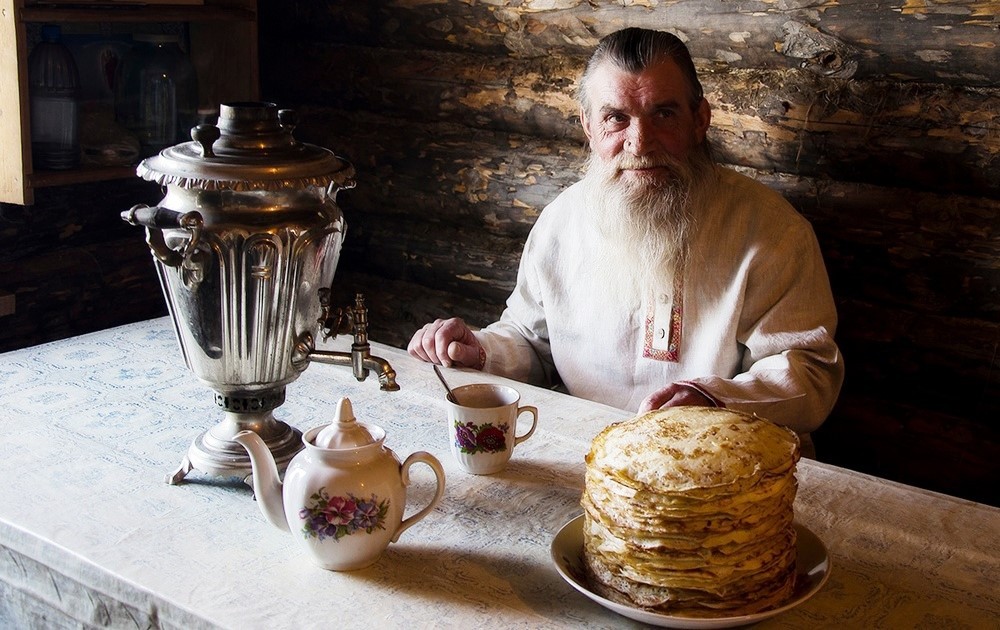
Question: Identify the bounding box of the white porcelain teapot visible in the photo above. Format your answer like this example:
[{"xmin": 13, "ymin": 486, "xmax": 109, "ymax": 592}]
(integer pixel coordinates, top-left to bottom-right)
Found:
[{"xmin": 234, "ymin": 397, "xmax": 445, "ymax": 571}]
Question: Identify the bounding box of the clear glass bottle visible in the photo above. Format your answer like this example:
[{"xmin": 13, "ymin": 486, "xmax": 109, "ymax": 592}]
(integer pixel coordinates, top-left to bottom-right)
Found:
[
  {"xmin": 115, "ymin": 34, "xmax": 198, "ymax": 156},
  {"xmin": 28, "ymin": 24, "xmax": 81, "ymax": 170}
]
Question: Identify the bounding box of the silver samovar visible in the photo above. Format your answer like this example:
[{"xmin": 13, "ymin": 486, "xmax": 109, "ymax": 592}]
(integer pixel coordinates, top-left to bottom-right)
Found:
[{"xmin": 122, "ymin": 102, "xmax": 398, "ymax": 485}]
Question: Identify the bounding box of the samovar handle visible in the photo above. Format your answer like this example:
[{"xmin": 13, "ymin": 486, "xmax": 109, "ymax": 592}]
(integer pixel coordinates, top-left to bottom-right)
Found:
[{"xmin": 121, "ymin": 204, "xmax": 204, "ymax": 267}]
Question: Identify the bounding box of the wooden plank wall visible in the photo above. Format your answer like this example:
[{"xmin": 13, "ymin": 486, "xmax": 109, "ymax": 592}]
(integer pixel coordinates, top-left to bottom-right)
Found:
[
  {"xmin": 0, "ymin": 178, "xmax": 167, "ymax": 352},
  {"xmin": 255, "ymin": 0, "xmax": 999, "ymax": 504}
]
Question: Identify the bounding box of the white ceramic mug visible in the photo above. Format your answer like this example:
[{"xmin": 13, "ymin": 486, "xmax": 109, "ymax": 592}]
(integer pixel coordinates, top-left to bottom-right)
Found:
[{"xmin": 446, "ymin": 383, "xmax": 538, "ymax": 475}]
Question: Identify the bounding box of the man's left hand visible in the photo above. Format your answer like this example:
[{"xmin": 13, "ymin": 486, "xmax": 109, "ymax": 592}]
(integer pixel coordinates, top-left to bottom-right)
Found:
[{"xmin": 638, "ymin": 383, "xmax": 714, "ymax": 413}]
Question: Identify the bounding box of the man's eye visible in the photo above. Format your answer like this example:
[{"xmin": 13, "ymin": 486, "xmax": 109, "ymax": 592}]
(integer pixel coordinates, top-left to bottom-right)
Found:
[{"xmin": 606, "ymin": 113, "xmax": 628, "ymax": 124}]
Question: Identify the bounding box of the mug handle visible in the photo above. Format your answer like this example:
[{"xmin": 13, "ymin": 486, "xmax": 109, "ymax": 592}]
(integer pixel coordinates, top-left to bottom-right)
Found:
[
  {"xmin": 392, "ymin": 451, "xmax": 446, "ymax": 543},
  {"xmin": 513, "ymin": 405, "xmax": 538, "ymax": 447}
]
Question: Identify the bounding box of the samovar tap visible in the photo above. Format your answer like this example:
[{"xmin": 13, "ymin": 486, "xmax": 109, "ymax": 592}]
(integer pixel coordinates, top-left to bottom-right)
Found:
[{"xmin": 308, "ymin": 292, "xmax": 400, "ymax": 391}]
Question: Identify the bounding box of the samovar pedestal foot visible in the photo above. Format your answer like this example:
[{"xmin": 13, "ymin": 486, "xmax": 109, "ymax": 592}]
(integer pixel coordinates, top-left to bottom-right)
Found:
[
  {"xmin": 166, "ymin": 390, "xmax": 303, "ymax": 485},
  {"xmin": 167, "ymin": 456, "xmax": 194, "ymax": 485}
]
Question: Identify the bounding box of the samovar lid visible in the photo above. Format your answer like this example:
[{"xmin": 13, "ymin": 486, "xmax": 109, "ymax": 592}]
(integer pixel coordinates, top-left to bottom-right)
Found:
[{"xmin": 136, "ymin": 102, "xmax": 356, "ymax": 192}]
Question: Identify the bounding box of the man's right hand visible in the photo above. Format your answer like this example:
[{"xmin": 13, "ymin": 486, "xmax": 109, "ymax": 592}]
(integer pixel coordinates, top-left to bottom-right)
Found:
[{"xmin": 407, "ymin": 317, "xmax": 486, "ymax": 369}]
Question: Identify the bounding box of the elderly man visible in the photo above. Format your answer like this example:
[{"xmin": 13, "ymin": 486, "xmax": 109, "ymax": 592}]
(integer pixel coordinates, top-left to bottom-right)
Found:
[{"xmin": 408, "ymin": 27, "xmax": 843, "ymax": 445}]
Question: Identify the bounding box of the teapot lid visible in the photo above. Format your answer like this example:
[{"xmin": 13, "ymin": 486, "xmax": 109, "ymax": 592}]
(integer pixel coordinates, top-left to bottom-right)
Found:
[
  {"xmin": 136, "ymin": 101, "xmax": 356, "ymax": 193},
  {"xmin": 313, "ymin": 397, "xmax": 384, "ymax": 449}
]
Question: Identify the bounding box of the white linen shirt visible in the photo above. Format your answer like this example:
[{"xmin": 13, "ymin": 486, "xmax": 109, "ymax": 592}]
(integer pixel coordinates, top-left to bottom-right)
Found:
[{"xmin": 474, "ymin": 167, "xmax": 844, "ymax": 434}]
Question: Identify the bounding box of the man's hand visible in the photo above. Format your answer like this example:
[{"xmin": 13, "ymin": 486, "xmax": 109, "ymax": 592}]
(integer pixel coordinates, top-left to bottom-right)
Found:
[
  {"xmin": 638, "ymin": 383, "xmax": 714, "ymax": 413},
  {"xmin": 407, "ymin": 317, "xmax": 485, "ymax": 369}
]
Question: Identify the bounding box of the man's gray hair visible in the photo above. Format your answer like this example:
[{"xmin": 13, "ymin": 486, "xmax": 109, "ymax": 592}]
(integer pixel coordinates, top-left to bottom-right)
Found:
[{"xmin": 578, "ymin": 28, "xmax": 705, "ymax": 114}]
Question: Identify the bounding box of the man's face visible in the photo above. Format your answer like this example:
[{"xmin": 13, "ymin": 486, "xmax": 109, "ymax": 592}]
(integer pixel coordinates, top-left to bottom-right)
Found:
[{"xmin": 580, "ymin": 58, "xmax": 711, "ymax": 188}]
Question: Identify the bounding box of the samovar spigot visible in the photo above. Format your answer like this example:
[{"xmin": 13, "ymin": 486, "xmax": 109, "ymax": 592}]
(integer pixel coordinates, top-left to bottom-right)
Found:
[{"xmin": 307, "ymin": 292, "xmax": 400, "ymax": 391}]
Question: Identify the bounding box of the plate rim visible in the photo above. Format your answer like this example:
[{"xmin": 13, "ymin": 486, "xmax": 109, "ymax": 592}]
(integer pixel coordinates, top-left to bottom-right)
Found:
[{"xmin": 550, "ymin": 514, "xmax": 832, "ymax": 629}]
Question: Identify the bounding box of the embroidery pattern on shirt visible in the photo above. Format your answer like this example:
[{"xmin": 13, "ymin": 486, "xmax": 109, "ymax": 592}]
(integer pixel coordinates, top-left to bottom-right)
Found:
[{"xmin": 643, "ymin": 275, "xmax": 682, "ymax": 362}]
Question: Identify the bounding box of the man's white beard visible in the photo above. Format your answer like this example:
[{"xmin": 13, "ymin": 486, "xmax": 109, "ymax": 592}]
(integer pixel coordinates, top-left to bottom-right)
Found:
[{"xmin": 581, "ymin": 148, "xmax": 711, "ymax": 305}]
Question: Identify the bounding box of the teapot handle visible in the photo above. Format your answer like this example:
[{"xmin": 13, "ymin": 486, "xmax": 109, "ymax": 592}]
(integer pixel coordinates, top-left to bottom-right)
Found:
[{"xmin": 392, "ymin": 451, "xmax": 446, "ymax": 543}]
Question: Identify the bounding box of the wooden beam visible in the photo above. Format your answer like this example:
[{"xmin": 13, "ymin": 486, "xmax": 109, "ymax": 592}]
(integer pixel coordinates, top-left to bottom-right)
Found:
[
  {"xmin": 270, "ymin": 0, "xmax": 1000, "ymax": 86},
  {"xmin": 265, "ymin": 46, "xmax": 1000, "ymax": 197}
]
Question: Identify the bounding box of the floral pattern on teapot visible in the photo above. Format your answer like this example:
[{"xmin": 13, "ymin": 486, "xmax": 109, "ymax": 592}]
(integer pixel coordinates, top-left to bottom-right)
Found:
[
  {"xmin": 454, "ymin": 421, "xmax": 509, "ymax": 454},
  {"xmin": 299, "ymin": 488, "xmax": 389, "ymax": 541}
]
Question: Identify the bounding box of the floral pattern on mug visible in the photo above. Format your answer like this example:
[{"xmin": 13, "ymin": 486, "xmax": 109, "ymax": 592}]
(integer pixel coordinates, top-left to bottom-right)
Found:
[
  {"xmin": 298, "ymin": 487, "xmax": 389, "ymax": 541},
  {"xmin": 454, "ymin": 421, "xmax": 509, "ymax": 454}
]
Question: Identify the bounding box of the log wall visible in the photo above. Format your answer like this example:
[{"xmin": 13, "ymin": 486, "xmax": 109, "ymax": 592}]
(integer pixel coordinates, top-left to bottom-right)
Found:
[
  {"xmin": 0, "ymin": 179, "xmax": 167, "ymax": 353},
  {"xmin": 258, "ymin": 0, "xmax": 1000, "ymax": 505}
]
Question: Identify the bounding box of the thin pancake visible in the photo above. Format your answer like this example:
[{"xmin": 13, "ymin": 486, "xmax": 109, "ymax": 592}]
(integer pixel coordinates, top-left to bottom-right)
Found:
[{"xmin": 581, "ymin": 407, "xmax": 801, "ymax": 618}]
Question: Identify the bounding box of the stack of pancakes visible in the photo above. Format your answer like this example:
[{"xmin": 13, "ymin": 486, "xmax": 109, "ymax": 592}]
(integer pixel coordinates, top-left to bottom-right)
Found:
[{"xmin": 581, "ymin": 406, "xmax": 801, "ymax": 617}]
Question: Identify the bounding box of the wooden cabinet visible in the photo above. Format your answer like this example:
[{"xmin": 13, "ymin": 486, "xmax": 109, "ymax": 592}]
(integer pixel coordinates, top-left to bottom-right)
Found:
[{"xmin": 0, "ymin": 0, "xmax": 258, "ymax": 205}]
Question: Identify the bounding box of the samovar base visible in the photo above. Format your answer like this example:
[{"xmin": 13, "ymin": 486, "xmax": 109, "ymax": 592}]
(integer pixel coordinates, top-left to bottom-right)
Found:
[{"xmin": 167, "ymin": 392, "xmax": 303, "ymax": 484}]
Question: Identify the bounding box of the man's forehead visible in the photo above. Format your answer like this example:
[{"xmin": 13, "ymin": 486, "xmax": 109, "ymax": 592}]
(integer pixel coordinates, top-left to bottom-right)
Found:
[{"xmin": 584, "ymin": 58, "xmax": 690, "ymax": 110}]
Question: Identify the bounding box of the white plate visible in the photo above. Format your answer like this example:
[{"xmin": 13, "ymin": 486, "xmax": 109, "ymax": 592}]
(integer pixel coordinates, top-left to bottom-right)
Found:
[{"xmin": 550, "ymin": 515, "xmax": 831, "ymax": 629}]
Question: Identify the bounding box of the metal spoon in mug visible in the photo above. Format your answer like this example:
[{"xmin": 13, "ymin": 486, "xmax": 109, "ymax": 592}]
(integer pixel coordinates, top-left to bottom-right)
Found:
[{"xmin": 433, "ymin": 364, "xmax": 460, "ymax": 404}]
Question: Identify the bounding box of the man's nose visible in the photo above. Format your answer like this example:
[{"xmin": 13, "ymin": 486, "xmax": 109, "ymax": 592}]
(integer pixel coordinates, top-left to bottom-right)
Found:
[{"xmin": 624, "ymin": 119, "xmax": 654, "ymax": 156}]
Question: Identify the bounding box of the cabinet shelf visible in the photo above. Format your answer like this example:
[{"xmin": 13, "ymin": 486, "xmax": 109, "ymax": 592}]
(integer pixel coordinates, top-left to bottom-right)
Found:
[
  {"xmin": 1, "ymin": 0, "xmax": 259, "ymax": 205},
  {"xmin": 29, "ymin": 164, "xmax": 135, "ymax": 189}
]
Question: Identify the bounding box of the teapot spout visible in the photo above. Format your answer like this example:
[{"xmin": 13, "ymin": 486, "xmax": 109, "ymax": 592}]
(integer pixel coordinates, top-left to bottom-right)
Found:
[{"xmin": 233, "ymin": 430, "xmax": 290, "ymax": 532}]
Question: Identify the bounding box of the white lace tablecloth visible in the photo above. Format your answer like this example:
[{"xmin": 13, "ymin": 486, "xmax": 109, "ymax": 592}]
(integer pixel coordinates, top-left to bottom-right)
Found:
[{"xmin": 1, "ymin": 318, "xmax": 997, "ymax": 628}]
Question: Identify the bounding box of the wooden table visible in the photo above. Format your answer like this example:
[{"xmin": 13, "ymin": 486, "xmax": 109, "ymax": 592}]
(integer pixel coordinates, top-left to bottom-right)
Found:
[{"xmin": 1, "ymin": 318, "xmax": 997, "ymax": 628}]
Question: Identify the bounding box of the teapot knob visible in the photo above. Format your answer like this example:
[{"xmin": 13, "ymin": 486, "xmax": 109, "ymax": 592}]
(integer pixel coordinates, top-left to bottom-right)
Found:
[{"xmin": 313, "ymin": 397, "xmax": 381, "ymax": 449}]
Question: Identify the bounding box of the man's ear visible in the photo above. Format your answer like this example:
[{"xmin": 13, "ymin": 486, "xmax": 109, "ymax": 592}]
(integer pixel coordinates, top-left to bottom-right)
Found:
[
  {"xmin": 580, "ymin": 106, "xmax": 593, "ymax": 143},
  {"xmin": 695, "ymin": 97, "xmax": 711, "ymax": 143}
]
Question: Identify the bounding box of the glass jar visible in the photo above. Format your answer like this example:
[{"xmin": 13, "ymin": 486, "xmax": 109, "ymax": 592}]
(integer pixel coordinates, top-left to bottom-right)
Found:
[
  {"xmin": 114, "ymin": 34, "xmax": 198, "ymax": 157},
  {"xmin": 28, "ymin": 24, "xmax": 81, "ymax": 170}
]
